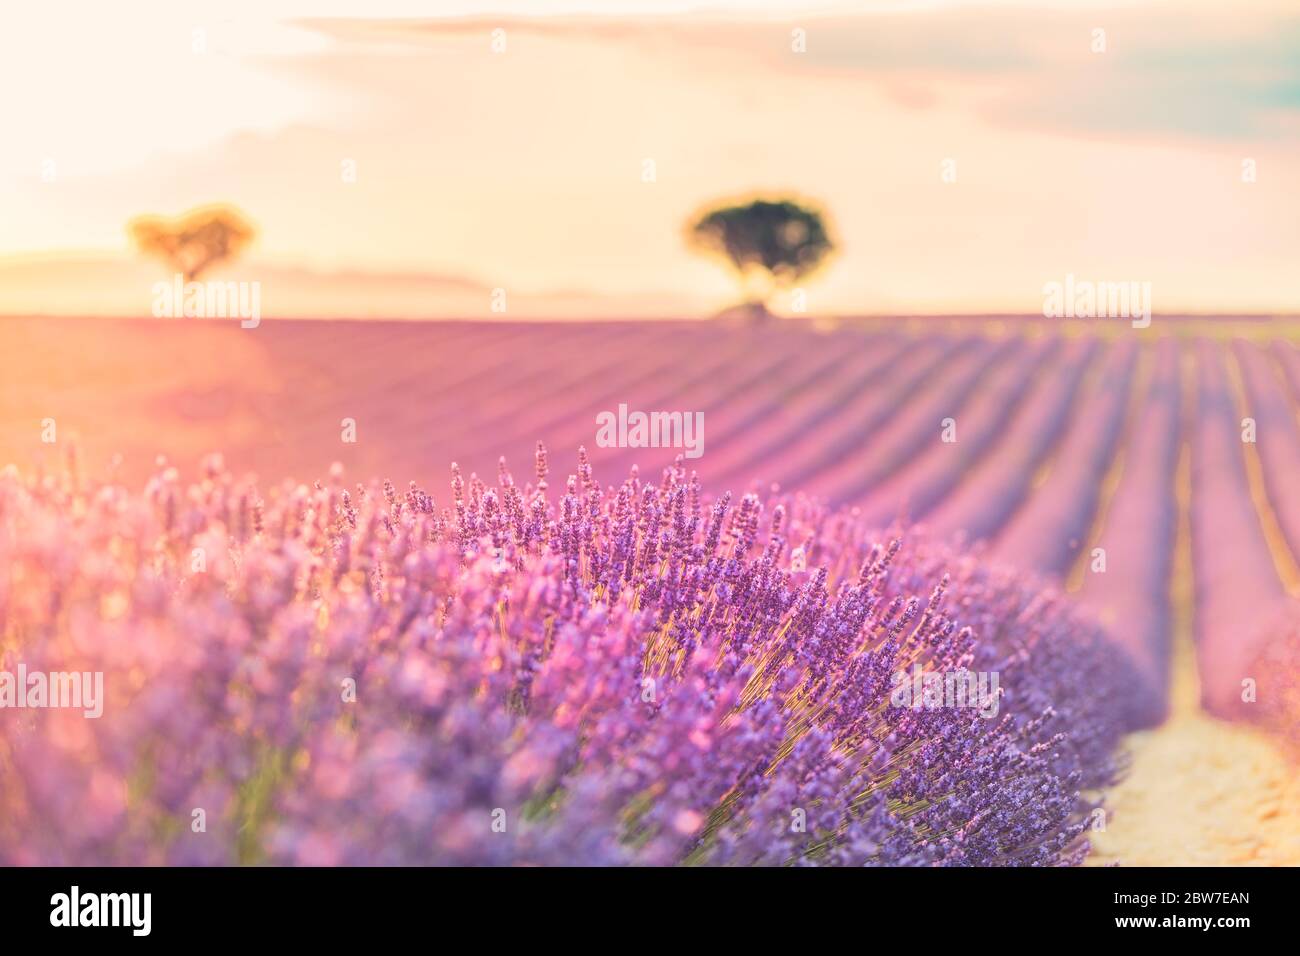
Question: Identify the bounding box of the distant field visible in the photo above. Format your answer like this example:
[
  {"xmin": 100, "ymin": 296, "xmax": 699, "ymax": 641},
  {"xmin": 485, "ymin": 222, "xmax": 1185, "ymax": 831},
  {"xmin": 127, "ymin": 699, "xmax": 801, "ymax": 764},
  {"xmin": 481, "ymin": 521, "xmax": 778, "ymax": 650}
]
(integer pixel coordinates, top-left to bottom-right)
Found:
[
  {"xmin": 6, "ymin": 315, "xmax": 1300, "ymax": 710},
  {"xmin": 5, "ymin": 313, "xmax": 1300, "ymax": 864}
]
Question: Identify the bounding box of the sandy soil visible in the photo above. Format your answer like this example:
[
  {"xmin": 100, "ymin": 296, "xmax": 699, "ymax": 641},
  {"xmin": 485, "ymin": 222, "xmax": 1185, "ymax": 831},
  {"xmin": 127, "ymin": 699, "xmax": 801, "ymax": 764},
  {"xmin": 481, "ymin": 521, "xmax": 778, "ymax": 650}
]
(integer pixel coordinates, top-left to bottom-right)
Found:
[{"xmin": 1091, "ymin": 636, "xmax": 1300, "ymax": 866}]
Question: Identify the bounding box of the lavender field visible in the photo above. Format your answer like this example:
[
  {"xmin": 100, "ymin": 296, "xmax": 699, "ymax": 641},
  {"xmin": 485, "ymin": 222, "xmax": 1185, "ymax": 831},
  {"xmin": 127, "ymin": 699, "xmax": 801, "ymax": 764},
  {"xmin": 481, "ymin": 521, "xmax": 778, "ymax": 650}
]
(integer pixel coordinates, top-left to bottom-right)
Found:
[{"xmin": 3, "ymin": 315, "xmax": 1300, "ymax": 865}]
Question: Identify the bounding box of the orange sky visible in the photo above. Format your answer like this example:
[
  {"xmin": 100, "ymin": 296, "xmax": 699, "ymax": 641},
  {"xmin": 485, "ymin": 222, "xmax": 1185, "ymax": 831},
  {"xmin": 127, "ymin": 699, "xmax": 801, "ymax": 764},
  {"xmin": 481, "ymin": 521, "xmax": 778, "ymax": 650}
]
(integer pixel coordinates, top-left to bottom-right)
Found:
[{"xmin": 2, "ymin": 0, "xmax": 1297, "ymax": 317}]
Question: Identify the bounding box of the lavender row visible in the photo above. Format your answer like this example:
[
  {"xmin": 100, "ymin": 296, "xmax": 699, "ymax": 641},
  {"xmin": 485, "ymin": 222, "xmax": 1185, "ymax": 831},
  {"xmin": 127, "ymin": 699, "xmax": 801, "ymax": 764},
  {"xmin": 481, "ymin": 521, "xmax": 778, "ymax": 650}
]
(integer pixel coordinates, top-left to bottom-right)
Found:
[
  {"xmin": 1189, "ymin": 340, "xmax": 1291, "ymax": 719},
  {"xmin": 1076, "ymin": 339, "xmax": 1181, "ymax": 728},
  {"xmin": 992, "ymin": 341, "xmax": 1137, "ymax": 577},
  {"xmin": 925, "ymin": 338, "xmax": 1098, "ymax": 544},
  {"xmin": 815, "ymin": 337, "xmax": 1017, "ymax": 503},
  {"xmin": 854, "ymin": 336, "xmax": 1058, "ymax": 530},
  {"xmin": 0, "ymin": 447, "xmax": 1132, "ymax": 865}
]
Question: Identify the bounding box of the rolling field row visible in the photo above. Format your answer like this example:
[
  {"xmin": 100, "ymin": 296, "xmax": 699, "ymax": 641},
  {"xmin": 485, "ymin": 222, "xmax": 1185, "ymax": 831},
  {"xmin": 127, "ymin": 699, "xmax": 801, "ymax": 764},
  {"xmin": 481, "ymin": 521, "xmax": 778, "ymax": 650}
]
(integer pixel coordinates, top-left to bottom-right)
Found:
[{"xmin": 4, "ymin": 317, "xmax": 1299, "ymax": 727}]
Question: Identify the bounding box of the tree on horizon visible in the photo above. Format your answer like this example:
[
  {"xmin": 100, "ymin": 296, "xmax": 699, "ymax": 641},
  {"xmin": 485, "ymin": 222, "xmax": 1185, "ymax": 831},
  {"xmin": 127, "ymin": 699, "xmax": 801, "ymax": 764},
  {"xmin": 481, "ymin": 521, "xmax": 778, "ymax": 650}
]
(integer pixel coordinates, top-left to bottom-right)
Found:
[
  {"xmin": 128, "ymin": 205, "xmax": 256, "ymax": 282},
  {"xmin": 687, "ymin": 197, "xmax": 834, "ymax": 319}
]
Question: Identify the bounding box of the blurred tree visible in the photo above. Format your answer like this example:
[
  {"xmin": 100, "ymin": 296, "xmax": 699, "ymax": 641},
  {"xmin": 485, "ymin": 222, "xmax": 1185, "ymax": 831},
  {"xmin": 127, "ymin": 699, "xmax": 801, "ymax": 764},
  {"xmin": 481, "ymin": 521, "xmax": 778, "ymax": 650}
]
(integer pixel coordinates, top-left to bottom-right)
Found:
[
  {"xmin": 128, "ymin": 205, "xmax": 256, "ymax": 281},
  {"xmin": 688, "ymin": 197, "xmax": 833, "ymax": 319}
]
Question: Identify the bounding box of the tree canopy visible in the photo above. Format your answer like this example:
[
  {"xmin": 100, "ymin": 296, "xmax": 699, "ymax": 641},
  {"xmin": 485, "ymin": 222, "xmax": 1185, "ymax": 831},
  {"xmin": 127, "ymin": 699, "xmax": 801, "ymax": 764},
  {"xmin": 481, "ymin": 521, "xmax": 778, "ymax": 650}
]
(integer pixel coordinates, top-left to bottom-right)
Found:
[
  {"xmin": 129, "ymin": 205, "xmax": 256, "ymax": 282},
  {"xmin": 688, "ymin": 198, "xmax": 834, "ymax": 303}
]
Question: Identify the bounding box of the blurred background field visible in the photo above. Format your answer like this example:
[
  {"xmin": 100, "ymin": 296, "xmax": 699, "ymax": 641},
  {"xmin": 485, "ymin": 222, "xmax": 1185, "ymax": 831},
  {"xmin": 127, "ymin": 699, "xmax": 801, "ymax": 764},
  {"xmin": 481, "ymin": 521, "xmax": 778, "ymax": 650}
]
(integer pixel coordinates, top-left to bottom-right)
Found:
[{"xmin": 5, "ymin": 315, "xmax": 1300, "ymax": 869}]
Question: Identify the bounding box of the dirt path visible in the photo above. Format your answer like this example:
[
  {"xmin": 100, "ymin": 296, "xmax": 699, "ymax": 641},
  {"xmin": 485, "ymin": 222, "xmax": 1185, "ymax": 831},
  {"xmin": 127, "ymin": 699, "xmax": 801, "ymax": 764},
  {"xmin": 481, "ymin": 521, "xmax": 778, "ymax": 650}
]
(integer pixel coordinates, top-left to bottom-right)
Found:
[{"xmin": 1091, "ymin": 631, "xmax": 1300, "ymax": 866}]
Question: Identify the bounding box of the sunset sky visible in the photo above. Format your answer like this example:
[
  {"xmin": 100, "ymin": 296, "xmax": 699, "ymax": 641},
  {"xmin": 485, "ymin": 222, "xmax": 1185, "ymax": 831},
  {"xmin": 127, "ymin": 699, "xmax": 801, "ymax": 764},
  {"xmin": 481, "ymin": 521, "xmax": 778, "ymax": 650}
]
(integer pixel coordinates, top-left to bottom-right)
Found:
[{"xmin": 2, "ymin": 0, "xmax": 1297, "ymax": 317}]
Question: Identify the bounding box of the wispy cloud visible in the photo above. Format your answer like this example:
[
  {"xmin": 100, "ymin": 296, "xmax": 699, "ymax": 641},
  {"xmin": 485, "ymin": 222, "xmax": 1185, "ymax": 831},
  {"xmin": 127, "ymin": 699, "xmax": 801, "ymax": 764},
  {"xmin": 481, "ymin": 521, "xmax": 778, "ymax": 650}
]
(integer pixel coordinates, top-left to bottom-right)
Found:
[{"xmin": 336, "ymin": 4, "xmax": 1300, "ymax": 144}]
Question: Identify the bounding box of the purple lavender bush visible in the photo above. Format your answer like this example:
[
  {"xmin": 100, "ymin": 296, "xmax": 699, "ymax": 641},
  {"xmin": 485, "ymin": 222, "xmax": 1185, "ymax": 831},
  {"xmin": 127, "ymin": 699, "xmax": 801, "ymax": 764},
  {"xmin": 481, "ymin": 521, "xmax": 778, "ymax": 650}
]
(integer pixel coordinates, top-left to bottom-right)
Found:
[
  {"xmin": 1248, "ymin": 611, "xmax": 1300, "ymax": 755},
  {"xmin": 0, "ymin": 446, "xmax": 1132, "ymax": 865}
]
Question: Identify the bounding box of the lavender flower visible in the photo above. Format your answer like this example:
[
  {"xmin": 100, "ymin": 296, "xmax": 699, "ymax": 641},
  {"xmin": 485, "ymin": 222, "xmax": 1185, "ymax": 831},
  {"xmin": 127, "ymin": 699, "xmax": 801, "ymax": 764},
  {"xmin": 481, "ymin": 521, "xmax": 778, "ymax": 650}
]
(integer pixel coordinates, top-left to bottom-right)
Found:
[
  {"xmin": 1247, "ymin": 608, "xmax": 1300, "ymax": 755},
  {"xmin": 0, "ymin": 447, "xmax": 1132, "ymax": 866}
]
